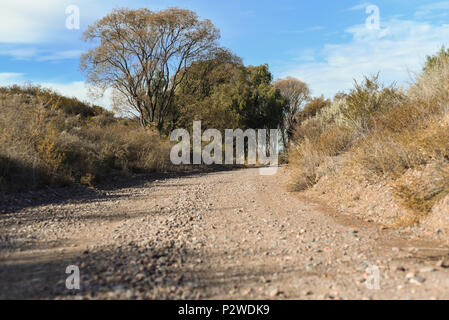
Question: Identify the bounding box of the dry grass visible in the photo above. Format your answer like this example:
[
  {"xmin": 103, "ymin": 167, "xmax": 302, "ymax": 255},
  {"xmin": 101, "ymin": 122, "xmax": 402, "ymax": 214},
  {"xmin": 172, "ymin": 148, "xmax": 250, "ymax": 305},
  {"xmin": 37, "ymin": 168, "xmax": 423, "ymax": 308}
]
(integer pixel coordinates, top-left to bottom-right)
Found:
[
  {"xmin": 289, "ymin": 52, "xmax": 449, "ymax": 224},
  {"xmin": 0, "ymin": 85, "xmax": 175, "ymax": 192},
  {"xmin": 289, "ymin": 124, "xmax": 352, "ymax": 190},
  {"xmin": 393, "ymin": 161, "xmax": 449, "ymax": 226}
]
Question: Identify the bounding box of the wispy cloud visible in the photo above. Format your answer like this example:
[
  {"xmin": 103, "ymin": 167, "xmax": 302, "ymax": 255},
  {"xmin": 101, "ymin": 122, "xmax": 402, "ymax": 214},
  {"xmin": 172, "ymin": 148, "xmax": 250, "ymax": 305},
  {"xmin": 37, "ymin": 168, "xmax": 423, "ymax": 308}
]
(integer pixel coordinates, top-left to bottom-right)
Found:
[
  {"xmin": 0, "ymin": 0, "xmax": 67, "ymax": 44},
  {"xmin": 0, "ymin": 72, "xmax": 23, "ymax": 84},
  {"xmin": 37, "ymin": 50, "xmax": 84, "ymax": 62},
  {"xmin": 346, "ymin": 2, "xmax": 372, "ymax": 12},
  {"xmin": 39, "ymin": 81, "xmax": 113, "ymax": 108},
  {"xmin": 0, "ymin": 75, "xmax": 112, "ymax": 108},
  {"xmin": 0, "ymin": 46, "xmax": 83, "ymax": 61},
  {"xmin": 283, "ymin": 18, "xmax": 449, "ymax": 97},
  {"xmin": 0, "ymin": 47, "xmax": 39, "ymax": 60},
  {"xmin": 415, "ymin": 1, "xmax": 449, "ymax": 18},
  {"xmin": 0, "ymin": 0, "xmax": 154, "ymax": 44}
]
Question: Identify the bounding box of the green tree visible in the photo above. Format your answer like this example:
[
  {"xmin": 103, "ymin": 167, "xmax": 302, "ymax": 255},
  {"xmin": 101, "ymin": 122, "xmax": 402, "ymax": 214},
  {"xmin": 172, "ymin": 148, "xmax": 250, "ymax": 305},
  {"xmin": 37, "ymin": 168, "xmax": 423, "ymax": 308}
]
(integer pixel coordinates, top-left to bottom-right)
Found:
[
  {"xmin": 174, "ymin": 49, "xmax": 243, "ymax": 131},
  {"xmin": 237, "ymin": 65, "xmax": 286, "ymax": 131},
  {"xmin": 175, "ymin": 62, "xmax": 286, "ymax": 132}
]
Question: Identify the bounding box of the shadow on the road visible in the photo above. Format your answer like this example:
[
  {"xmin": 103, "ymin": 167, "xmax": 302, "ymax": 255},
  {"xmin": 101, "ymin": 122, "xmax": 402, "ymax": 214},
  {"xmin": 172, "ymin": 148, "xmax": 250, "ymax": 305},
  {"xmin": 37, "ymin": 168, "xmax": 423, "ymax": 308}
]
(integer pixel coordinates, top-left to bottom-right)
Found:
[
  {"xmin": 0, "ymin": 163, "xmax": 283, "ymax": 300},
  {"xmin": 0, "ymin": 164, "xmax": 258, "ymax": 215},
  {"xmin": 0, "ymin": 240, "xmax": 204, "ymax": 299},
  {"xmin": 0, "ymin": 238, "xmax": 313, "ymax": 300}
]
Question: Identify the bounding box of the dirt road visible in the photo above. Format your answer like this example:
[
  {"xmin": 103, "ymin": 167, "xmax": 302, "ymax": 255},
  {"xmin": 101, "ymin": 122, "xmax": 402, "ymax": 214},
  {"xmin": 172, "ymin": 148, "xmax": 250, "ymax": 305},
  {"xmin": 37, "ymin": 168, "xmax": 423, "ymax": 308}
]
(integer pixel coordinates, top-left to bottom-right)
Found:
[{"xmin": 1, "ymin": 167, "xmax": 449, "ymax": 299}]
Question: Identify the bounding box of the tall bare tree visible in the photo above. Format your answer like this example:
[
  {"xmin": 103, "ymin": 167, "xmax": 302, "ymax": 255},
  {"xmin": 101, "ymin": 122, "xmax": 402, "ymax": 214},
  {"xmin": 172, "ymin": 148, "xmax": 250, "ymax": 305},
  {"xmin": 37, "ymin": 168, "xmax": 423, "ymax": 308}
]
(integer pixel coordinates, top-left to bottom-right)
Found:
[
  {"xmin": 80, "ymin": 8, "xmax": 220, "ymax": 133},
  {"xmin": 274, "ymin": 77, "xmax": 310, "ymax": 147}
]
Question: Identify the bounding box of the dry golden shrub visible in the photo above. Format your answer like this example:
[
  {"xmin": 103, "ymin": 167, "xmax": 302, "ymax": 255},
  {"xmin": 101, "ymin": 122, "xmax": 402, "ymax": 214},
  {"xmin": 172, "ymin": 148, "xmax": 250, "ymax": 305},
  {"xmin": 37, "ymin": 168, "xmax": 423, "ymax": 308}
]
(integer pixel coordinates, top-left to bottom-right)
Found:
[
  {"xmin": 392, "ymin": 161, "xmax": 449, "ymax": 225},
  {"xmin": 0, "ymin": 85, "xmax": 175, "ymax": 192},
  {"xmin": 288, "ymin": 52, "xmax": 449, "ymax": 224}
]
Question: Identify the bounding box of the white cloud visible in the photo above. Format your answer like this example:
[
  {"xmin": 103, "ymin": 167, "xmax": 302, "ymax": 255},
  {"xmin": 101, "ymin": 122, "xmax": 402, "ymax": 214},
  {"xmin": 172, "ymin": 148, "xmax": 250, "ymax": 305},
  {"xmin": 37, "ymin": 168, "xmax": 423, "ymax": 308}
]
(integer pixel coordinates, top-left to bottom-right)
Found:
[
  {"xmin": 0, "ymin": 0, "xmax": 156, "ymax": 44},
  {"xmin": 0, "ymin": 0, "xmax": 85, "ymax": 61},
  {"xmin": 0, "ymin": 46, "xmax": 83, "ymax": 61},
  {"xmin": 0, "ymin": 72, "xmax": 24, "ymax": 84},
  {"xmin": 346, "ymin": 2, "xmax": 372, "ymax": 12},
  {"xmin": 0, "ymin": 0, "xmax": 67, "ymax": 44},
  {"xmin": 39, "ymin": 81, "xmax": 112, "ymax": 108},
  {"xmin": 40, "ymin": 81, "xmax": 92, "ymax": 101},
  {"xmin": 0, "ymin": 47, "xmax": 40, "ymax": 60},
  {"xmin": 283, "ymin": 18, "xmax": 449, "ymax": 97},
  {"xmin": 415, "ymin": 1, "xmax": 449, "ymax": 17},
  {"xmin": 37, "ymin": 50, "xmax": 84, "ymax": 61},
  {"xmin": 0, "ymin": 0, "xmax": 155, "ymax": 61},
  {"xmin": 0, "ymin": 73, "xmax": 112, "ymax": 109}
]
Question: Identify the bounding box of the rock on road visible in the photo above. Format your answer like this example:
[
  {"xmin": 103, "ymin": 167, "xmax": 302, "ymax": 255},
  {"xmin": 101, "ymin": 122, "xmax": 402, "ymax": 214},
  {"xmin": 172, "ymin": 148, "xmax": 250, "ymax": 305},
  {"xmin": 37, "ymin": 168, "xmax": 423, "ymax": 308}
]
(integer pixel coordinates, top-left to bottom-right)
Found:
[{"xmin": 1, "ymin": 167, "xmax": 449, "ymax": 299}]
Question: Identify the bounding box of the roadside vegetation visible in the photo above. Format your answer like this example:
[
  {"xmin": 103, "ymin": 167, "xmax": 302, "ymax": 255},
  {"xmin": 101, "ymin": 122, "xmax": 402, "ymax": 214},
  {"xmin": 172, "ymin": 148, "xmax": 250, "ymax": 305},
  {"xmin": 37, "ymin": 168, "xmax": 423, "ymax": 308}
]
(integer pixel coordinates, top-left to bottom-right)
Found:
[
  {"xmin": 2, "ymin": 6, "xmax": 448, "ymax": 231},
  {"xmin": 0, "ymin": 7, "xmax": 288, "ymax": 193},
  {"xmin": 81, "ymin": 8, "xmax": 286, "ymax": 136},
  {"xmin": 0, "ymin": 85, "xmax": 175, "ymax": 192},
  {"xmin": 288, "ymin": 47, "xmax": 449, "ymax": 226}
]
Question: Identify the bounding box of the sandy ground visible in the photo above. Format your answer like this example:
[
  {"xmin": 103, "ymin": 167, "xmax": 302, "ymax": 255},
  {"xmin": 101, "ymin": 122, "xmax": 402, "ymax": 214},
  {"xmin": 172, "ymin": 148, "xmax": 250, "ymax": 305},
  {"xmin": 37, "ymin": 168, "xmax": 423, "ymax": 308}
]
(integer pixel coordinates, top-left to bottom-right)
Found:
[{"xmin": 1, "ymin": 167, "xmax": 449, "ymax": 300}]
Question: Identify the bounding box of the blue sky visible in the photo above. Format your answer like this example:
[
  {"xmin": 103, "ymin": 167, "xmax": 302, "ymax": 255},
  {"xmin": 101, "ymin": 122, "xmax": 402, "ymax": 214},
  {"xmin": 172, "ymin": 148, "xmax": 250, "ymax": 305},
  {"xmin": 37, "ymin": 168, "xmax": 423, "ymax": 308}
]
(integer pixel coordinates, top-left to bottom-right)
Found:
[{"xmin": 1, "ymin": 0, "xmax": 449, "ymax": 107}]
